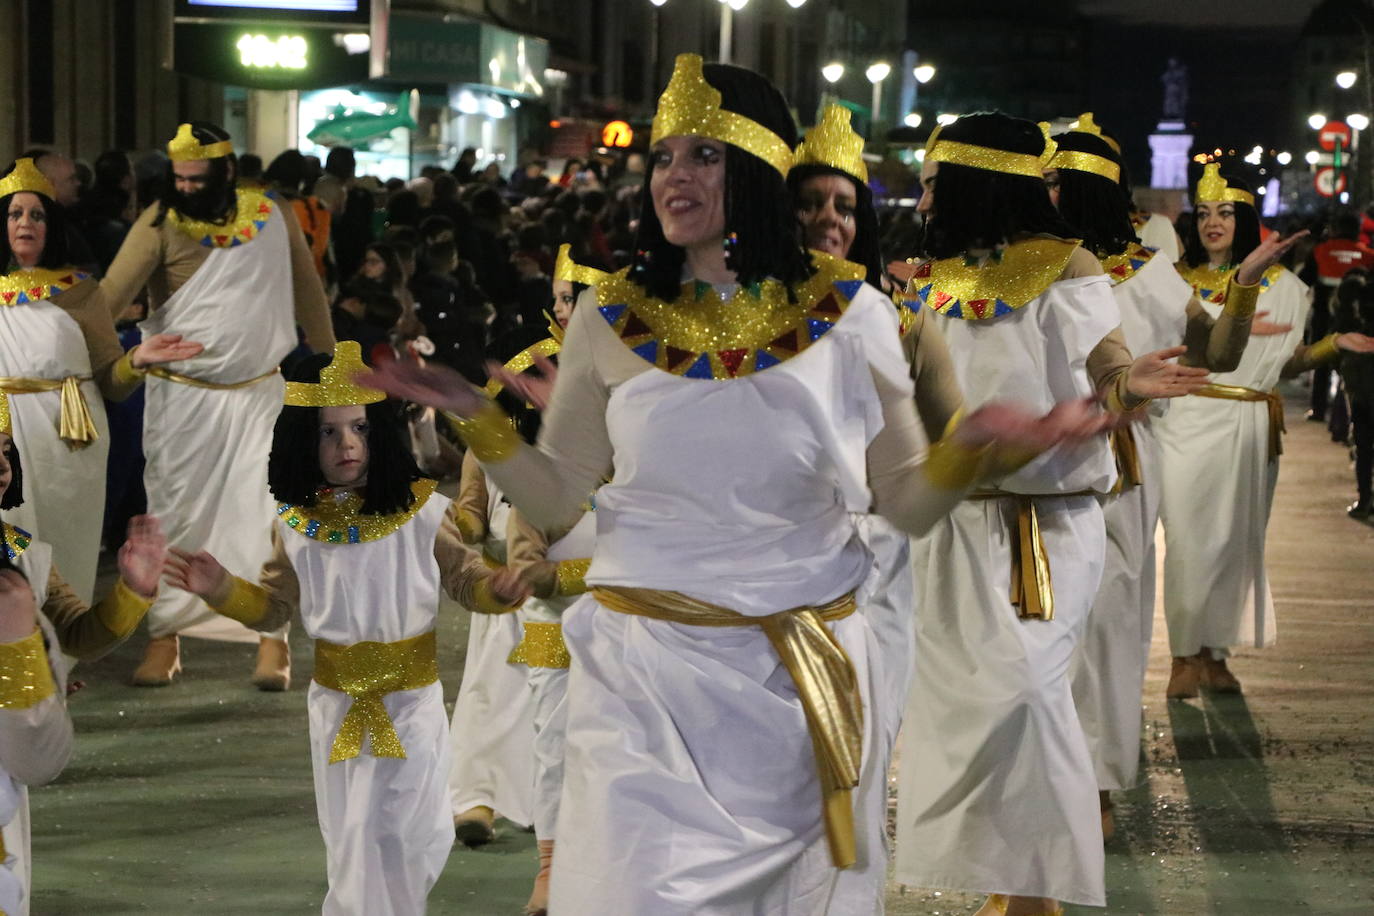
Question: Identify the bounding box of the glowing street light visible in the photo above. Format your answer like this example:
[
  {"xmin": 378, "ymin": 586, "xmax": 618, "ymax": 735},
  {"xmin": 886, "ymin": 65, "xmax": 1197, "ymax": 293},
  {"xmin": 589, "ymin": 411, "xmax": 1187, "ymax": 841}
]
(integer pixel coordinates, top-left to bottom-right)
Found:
[
  {"xmin": 1276, "ymin": 151, "xmax": 1293, "ymax": 165},
  {"xmin": 784, "ymin": 0, "xmax": 808, "ymax": 7},
  {"xmin": 903, "ymin": 112, "xmax": 922, "ymax": 127},
  {"xmin": 1349, "ymin": 113, "xmax": 1370, "ymax": 131},
  {"xmin": 1309, "ymin": 113, "xmax": 1328, "ymax": 130},
  {"xmin": 649, "ymin": 0, "xmax": 668, "ymax": 6},
  {"xmin": 1305, "ymin": 150, "xmax": 1321, "ymax": 165},
  {"xmin": 821, "ymin": 62, "xmax": 844, "ymax": 84},
  {"xmin": 866, "ymin": 62, "xmax": 890, "ymax": 122},
  {"xmin": 1337, "ymin": 70, "xmax": 1358, "ymax": 89},
  {"xmin": 936, "ymin": 113, "xmax": 958, "ymax": 126},
  {"xmin": 913, "ymin": 64, "xmax": 936, "ymax": 84}
]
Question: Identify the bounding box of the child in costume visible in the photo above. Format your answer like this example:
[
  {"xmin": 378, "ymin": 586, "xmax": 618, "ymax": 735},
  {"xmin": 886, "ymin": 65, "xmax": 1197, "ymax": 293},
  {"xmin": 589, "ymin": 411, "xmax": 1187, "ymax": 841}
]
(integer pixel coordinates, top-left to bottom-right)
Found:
[{"xmin": 164, "ymin": 342, "xmax": 528, "ymax": 916}]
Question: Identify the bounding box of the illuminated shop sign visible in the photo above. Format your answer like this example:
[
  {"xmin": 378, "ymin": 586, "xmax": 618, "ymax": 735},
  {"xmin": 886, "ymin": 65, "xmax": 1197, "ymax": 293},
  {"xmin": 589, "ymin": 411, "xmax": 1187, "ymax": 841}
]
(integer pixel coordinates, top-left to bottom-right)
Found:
[{"xmin": 236, "ymin": 33, "xmax": 308, "ymax": 69}]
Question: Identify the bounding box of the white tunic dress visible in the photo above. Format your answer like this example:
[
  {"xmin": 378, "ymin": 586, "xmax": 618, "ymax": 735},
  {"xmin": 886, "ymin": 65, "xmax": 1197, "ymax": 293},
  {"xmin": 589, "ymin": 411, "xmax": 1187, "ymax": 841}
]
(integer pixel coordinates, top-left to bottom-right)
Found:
[
  {"xmin": 446, "ymin": 478, "xmax": 535, "ymax": 827},
  {"xmin": 0, "ymin": 291, "xmax": 109, "ymax": 604},
  {"xmin": 1071, "ymin": 252, "xmax": 1188, "ymax": 790},
  {"xmin": 1137, "ymin": 212, "xmax": 1181, "ymax": 263},
  {"xmin": 1156, "ymin": 268, "xmax": 1310, "ymax": 656},
  {"xmin": 281, "ymin": 492, "xmax": 456, "ymax": 916},
  {"xmin": 895, "ymin": 272, "xmax": 1121, "ymax": 906},
  {"xmin": 139, "ymin": 206, "xmax": 296, "ymax": 643}
]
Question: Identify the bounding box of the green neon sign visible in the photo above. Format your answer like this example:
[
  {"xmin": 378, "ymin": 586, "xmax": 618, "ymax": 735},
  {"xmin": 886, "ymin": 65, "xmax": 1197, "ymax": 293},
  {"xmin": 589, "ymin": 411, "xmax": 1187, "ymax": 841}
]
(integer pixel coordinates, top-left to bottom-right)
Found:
[{"xmin": 236, "ymin": 33, "xmax": 308, "ymax": 69}]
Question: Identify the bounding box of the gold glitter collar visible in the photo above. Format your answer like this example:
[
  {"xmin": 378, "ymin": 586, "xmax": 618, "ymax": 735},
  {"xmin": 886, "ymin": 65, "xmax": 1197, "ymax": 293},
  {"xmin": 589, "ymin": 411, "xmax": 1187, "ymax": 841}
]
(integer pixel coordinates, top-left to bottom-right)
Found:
[
  {"xmin": 925, "ymin": 121, "xmax": 1057, "ymax": 179},
  {"xmin": 277, "ymin": 479, "xmax": 437, "ymax": 545},
  {"xmin": 0, "ymin": 159, "xmax": 56, "ymax": 200},
  {"xmin": 284, "ymin": 341, "xmax": 385, "ymax": 407},
  {"xmin": 167, "ymin": 187, "xmax": 275, "ymax": 248},
  {"xmin": 651, "ymin": 53, "xmax": 793, "ymax": 178},
  {"xmin": 0, "ymin": 266, "xmax": 90, "ymax": 306},
  {"xmin": 1098, "ymin": 243, "xmax": 1157, "ymax": 286},
  {"xmin": 903, "ymin": 237, "xmax": 1080, "ymax": 321},
  {"xmin": 793, "ymin": 104, "xmax": 867, "ymax": 182},
  {"xmin": 2, "ymin": 523, "xmax": 32, "ymax": 560},
  {"xmin": 1176, "ymin": 262, "xmax": 1283, "ymax": 304},
  {"xmin": 1195, "ymin": 163, "xmax": 1255, "ymax": 207},
  {"xmin": 596, "ymin": 250, "xmax": 866, "ymax": 379}
]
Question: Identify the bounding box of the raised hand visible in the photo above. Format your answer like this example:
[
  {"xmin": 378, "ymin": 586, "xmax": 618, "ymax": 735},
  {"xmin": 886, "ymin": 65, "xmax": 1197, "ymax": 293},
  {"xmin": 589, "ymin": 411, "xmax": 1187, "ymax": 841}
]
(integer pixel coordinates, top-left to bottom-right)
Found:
[
  {"xmin": 117, "ymin": 515, "xmax": 165, "ymax": 599},
  {"xmin": 164, "ymin": 547, "xmax": 229, "ymax": 600},
  {"xmin": 955, "ymin": 397, "xmax": 1116, "ymax": 454},
  {"xmin": 485, "ymin": 353, "xmax": 559, "ymax": 411},
  {"xmin": 1249, "ymin": 310, "xmax": 1294, "ymax": 337},
  {"xmin": 1336, "ymin": 332, "xmax": 1374, "ymax": 353},
  {"xmin": 488, "ymin": 567, "xmax": 532, "ymax": 606},
  {"xmin": 1235, "ymin": 230, "xmax": 1309, "ymax": 287},
  {"xmin": 355, "ymin": 358, "xmax": 489, "ymax": 417},
  {"xmin": 0, "ymin": 568, "xmax": 37, "ymax": 643},
  {"xmin": 131, "ymin": 334, "xmax": 206, "ymax": 368},
  {"xmin": 1126, "ymin": 345, "xmax": 1212, "ymax": 400}
]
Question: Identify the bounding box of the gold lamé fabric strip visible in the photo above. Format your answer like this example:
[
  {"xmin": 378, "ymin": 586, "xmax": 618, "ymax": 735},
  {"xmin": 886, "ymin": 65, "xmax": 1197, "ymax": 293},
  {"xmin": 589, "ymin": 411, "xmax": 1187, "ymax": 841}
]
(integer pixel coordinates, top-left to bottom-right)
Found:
[{"xmin": 312, "ymin": 630, "xmax": 439, "ymax": 764}]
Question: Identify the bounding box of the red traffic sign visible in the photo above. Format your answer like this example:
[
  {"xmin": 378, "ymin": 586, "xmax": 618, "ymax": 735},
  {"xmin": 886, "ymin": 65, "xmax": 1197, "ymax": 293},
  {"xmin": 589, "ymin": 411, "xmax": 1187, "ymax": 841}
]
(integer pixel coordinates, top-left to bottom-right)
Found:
[
  {"xmin": 1315, "ymin": 167, "xmax": 1348, "ymax": 197},
  {"xmin": 1319, "ymin": 120, "xmax": 1352, "ymax": 151}
]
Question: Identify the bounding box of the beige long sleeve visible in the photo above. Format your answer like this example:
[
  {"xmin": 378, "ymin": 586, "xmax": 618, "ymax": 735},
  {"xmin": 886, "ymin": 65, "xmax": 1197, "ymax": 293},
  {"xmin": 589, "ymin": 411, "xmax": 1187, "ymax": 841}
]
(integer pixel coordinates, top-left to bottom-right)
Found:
[
  {"xmin": 42, "ymin": 564, "xmax": 153, "ymax": 661},
  {"xmin": 55, "ymin": 278, "xmax": 143, "ymax": 401},
  {"xmin": 451, "ymin": 450, "xmax": 491, "ymax": 544},
  {"xmin": 901, "ymin": 305, "xmax": 963, "ymax": 443},
  {"xmin": 1281, "ymin": 334, "xmax": 1342, "ymax": 379},
  {"xmin": 435, "ymin": 518, "xmax": 519, "ymax": 614},
  {"xmin": 208, "ymin": 526, "xmax": 300, "ymax": 633}
]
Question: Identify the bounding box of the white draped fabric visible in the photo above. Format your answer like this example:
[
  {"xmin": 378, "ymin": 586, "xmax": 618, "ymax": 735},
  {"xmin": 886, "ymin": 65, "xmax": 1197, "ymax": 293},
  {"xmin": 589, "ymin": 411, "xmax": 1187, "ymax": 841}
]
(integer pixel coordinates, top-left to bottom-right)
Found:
[{"xmin": 1137, "ymin": 213, "xmax": 1181, "ymax": 263}]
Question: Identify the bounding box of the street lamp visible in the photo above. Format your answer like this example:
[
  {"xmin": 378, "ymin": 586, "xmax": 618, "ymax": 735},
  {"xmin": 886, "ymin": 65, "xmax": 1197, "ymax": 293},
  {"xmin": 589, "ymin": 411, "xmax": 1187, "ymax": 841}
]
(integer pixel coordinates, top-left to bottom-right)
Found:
[
  {"xmin": 1305, "ymin": 150, "xmax": 1321, "ymax": 165},
  {"xmin": 903, "ymin": 112, "xmax": 922, "ymax": 127},
  {"xmin": 1309, "ymin": 113, "xmax": 1328, "ymax": 130},
  {"xmin": 822, "ymin": 62, "xmax": 844, "ymax": 84},
  {"xmin": 1277, "ymin": 151, "xmax": 1293, "ymax": 165},
  {"xmin": 784, "ymin": 0, "xmax": 808, "ymax": 7},
  {"xmin": 1337, "ymin": 70, "xmax": 1358, "ymax": 89},
  {"xmin": 649, "ymin": 0, "xmax": 668, "ymax": 5},
  {"xmin": 866, "ymin": 61, "xmax": 890, "ymax": 122},
  {"xmin": 913, "ymin": 64, "xmax": 936, "ymax": 84},
  {"xmin": 1349, "ymin": 113, "xmax": 1370, "ymax": 131},
  {"xmin": 936, "ymin": 113, "xmax": 958, "ymax": 126}
]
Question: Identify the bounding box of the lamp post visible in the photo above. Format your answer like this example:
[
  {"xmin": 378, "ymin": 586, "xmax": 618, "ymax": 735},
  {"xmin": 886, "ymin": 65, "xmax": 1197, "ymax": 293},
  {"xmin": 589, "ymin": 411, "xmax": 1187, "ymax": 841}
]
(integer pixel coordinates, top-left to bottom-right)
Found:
[{"xmin": 866, "ymin": 61, "xmax": 890, "ymax": 126}]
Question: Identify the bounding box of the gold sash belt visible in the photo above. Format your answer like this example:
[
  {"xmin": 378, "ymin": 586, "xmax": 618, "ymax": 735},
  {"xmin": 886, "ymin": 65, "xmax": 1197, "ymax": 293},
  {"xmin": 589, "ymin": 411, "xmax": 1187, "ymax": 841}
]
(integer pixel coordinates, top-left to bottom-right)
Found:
[
  {"xmin": 507, "ymin": 621, "xmax": 570, "ymax": 668},
  {"xmin": 146, "ymin": 366, "xmax": 279, "ymax": 390},
  {"xmin": 1109, "ymin": 423, "xmax": 1143, "ymax": 493},
  {"xmin": 591, "ymin": 584, "xmax": 861, "ymax": 869},
  {"xmin": 0, "ymin": 375, "xmax": 97, "ymax": 448},
  {"xmin": 968, "ymin": 490, "xmax": 1101, "ymax": 621},
  {"xmin": 312, "ymin": 630, "xmax": 438, "ymax": 764},
  {"xmin": 1193, "ymin": 383, "xmax": 1286, "ymax": 460}
]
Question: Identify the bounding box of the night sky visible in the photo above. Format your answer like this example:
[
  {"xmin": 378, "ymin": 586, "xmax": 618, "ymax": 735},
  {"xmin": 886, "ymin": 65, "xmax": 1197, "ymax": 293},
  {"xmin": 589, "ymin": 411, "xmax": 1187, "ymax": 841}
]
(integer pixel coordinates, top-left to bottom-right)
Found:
[{"xmin": 1082, "ymin": 0, "xmax": 1322, "ymax": 28}]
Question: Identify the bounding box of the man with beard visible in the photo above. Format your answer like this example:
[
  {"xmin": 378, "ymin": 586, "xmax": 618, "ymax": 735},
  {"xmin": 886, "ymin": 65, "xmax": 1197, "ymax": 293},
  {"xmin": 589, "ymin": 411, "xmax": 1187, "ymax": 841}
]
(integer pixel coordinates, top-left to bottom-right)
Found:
[{"xmin": 99, "ymin": 122, "xmax": 333, "ymax": 690}]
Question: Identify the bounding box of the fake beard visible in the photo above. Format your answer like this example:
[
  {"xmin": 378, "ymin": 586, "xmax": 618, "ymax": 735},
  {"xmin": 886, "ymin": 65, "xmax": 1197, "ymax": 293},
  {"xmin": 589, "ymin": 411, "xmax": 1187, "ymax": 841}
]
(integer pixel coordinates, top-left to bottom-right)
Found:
[{"xmin": 172, "ymin": 181, "xmax": 235, "ymax": 222}]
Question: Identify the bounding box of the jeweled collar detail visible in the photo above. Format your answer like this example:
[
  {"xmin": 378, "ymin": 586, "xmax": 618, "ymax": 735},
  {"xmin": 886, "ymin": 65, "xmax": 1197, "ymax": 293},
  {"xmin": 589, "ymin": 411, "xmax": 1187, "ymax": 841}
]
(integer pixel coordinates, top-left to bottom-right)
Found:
[
  {"xmin": 904, "ymin": 237, "xmax": 1080, "ymax": 321},
  {"xmin": 2, "ymin": 523, "xmax": 32, "ymax": 559},
  {"xmin": 277, "ymin": 479, "xmax": 437, "ymax": 545},
  {"xmin": 1176, "ymin": 262, "xmax": 1283, "ymax": 304},
  {"xmin": 0, "ymin": 267, "xmax": 89, "ymax": 306},
  {"xmin": 168, "ymin": 187, "xmax": 275, "ymax": 248},
  {"xmin": 596, "ymin": 250, "xmax": 866, "ymax": 380},
  {"xmin": 1098, "ymin": 243, "xmax": 1157, "ymax": 287}
]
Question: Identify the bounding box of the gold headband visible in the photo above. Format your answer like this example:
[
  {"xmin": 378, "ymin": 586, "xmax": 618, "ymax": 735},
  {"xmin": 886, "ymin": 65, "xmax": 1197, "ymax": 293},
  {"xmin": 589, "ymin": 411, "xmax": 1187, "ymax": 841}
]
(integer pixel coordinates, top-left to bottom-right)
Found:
[
  {"xmin": 1195, "ymin": 162, "xmax": 1255, "ymax": 207},
  {"xmin": 167, "ymin": 123, "xmax": 234, "ymax": 163},
  {"xmin": 483, "ymin": 338, "xmax": 561, "ymax": 400},
  {"xmin": 0, "ymin": 391, "xmax": 10, "ymax": 437},
  {"xmin": 0, "ymin": 158, "xmax": 56, "ymax": 200},
  {"xmin": 924, "ymin": 120, "xmax": 1057, "ymax": 179},
  {"xmin": 1049, "ymin": 113, "xmax": 1122, "ymax": 182},
  {"xmin": 651, "ymin": 53, "xmax": 793, "ymax": 178},
  {"xmin": 793, "ymin": 104, "xmax": 867, "ymax": 183},
  {"xmin": 1071, "ymin": 113, "xmax": 1123, "ymax": 155},
  {"xmin": 283, "ymin": 341, "xmax": 386, "ymax": 407},
  {"xmin": 554, "ymin": 244, "xmax": 609, "ymax": 287}
]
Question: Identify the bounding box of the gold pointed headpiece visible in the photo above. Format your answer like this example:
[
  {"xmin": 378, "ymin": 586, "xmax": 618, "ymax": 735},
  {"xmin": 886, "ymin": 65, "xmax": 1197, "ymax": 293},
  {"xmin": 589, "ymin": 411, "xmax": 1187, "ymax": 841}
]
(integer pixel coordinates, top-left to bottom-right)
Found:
[
  {"xmin": 651, "ymin": 53, "xmax": 793, "ymax": 177},
  {"xmin": 1194, "ymin": 162, "xmax": 1255, "ymax": 207},
  {"xmin": 793, "ymin": 104, "xmax": 867, "ymax": 183},
  {"xmin": 1070, "ymin": 112, "xmax": 1121, "ymax": 154},
  {"xmin": 483, "ymin": 338, "xmax": 561, "ymax": 400},
  {"xmin": 554, "ymin": 244, "xmax": 609, "ymax": 287},
  {"xmin": 284, "ymin": 341, "xmax": 386, "ymax": 407},
  {"xmin": 0, "ymin": 391, "xmax": 10, "ymax": 437},
  {"xmin": 167, "ymin": 124, "xmax": 234, "ymax": 163},
  {"xmin": 0, "ymin": 159, "xmax": 56, "ymax": 200},
  {"xmin": 925, "ymin": 118, "xmax": 1057, "ymax": 178},
  {"xmin": 1048, "ymin": 113, "xmax": 1122, "ymax": 183}
]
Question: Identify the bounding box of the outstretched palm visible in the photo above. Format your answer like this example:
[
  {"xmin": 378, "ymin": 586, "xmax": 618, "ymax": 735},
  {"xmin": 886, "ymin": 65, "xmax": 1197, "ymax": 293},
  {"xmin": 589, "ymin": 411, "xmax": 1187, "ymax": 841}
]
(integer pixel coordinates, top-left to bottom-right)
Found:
[
  {"xmin": 164, "ymin": 547, "xmax": 228, "ymax": 599},
  {"xmin": 117, "ymin": 515, "xmax": 165, "ymax": 598},
  {"xmin": 132, "ymin": 333, "xmax": 206, "ymax": 368},
  {"xmin": 1127, "ymin": 346, "xmax": 1212, "ymax": 400}
]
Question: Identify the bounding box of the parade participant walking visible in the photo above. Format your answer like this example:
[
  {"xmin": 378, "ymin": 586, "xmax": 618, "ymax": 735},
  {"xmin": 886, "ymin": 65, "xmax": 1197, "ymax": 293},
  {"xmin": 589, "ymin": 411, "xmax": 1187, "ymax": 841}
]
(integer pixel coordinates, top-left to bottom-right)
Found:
[
  {"xmin": 366, "ymin": 58, "xmax": 1119, "ymax": 915},
  {"xmin": 1045, "ymin": 119, "xmax": 1299, "ymax": 837},
  {"xmin": 893, "ymin": 112, "xmax": 1212, "ymax": 916},
  {"xmin": 99, "ymin": 123, "xmax": 334, "ymax": 690},
  {"xmin": 165, "ymin": 342, "xmax": 528, "ymax": 916},
  {"xmin": 1160, "ymin": 166, "xmax": 1374, "ymax": 697},
  {"xmin": 0, "ymin": 159, "xmax": 198, "ymax": 604}
]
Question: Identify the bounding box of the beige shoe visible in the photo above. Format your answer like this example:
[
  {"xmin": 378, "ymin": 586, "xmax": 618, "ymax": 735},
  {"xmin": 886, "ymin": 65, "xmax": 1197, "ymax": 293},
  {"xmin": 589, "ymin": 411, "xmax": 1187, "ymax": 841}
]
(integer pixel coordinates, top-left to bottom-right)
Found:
[
  {"xmin": 1199, "ymin": 647, "xmax": 1241, "ymax": 693},
  {"xmin": 251, "ymin": 637, "xmax": 291, "ymax": 692},
  {"xmin": 1100, "ymin": 790, "xmax": 1116, "ymax": 842},
  {"xmin": 454, "ymin": 804, "xmax": 496, "ymax": 847},
  {"xmin": 523, "ymin": 839, "xmax": 554, "ymax": 915},
  {"xmin": 131, "ymin": 634, "xmax": 181, "ymax": 687},
  {"xmin": 1166, "ymin": 654, "xmax": 1202, "ymax": 699}
]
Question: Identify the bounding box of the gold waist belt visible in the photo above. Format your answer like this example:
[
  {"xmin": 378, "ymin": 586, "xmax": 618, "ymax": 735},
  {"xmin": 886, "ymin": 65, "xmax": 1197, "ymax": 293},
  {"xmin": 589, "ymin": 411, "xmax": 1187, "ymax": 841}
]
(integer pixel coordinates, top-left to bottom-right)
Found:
[
  {"xmin": 508, "ymin": 621, "xmax": 570, "ymax": 668},
  {"xmin": 0, "ymin": 375, "xmax": 97, "ymax": 449},
  {"xmin": 312, "ymin": 630, "xmax": 438, "ymax": 764},
  {"xmin": 1193, "ymin": 383, "xmax": 1286, "ymax": 460},
  {"xmin": 1109, "ymin": 423, "xmax": 1143, "ymax": 493},
  {"xmin": 146, "ymin": 365, "xmax": 279, "ymax": 390},
  {"xmin": 591, "ymin": 584, "xmax": 861, "ymax": 869},
  {"xmin": 968, "ymin": 490, "xmax": 1100, "ymax": 622}
]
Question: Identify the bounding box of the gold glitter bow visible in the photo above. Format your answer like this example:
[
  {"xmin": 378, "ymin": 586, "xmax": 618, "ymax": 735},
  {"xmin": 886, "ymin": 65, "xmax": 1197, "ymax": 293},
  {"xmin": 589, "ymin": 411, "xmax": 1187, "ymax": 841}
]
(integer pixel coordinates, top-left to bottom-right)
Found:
[
  {"xmin": 312, "ymin": 630, "xmax": 440, "ymax": 763},
  {"xmin": 554, "ymin": 243, "xmax": 609, "ymax": 287},
  {"xmin": 651, "ymin": 53, "xmax": 794, "ymax": 177},
  {"xmin": 506, "ymin": 621, "xmax": 571, "ymax": 668},
  {"xmin": 0, "ymin": 158, "xmax": 56, "ymax": 200},
  {"xmin": 793, "ymin": 104, "xmax": 868, "ymax": 182},
  {"xmin": 0, "ymin": 375, "xmax": 98, "ymax": 448},
  {"xmin": 284, "ymin": 341, "xmax": 385, "ymax": 407},
  {"xmin": 925, "ymin": 119, "xmax": 1058, "ymax": 179},
  {"xmin": 167, "ymin": 123, "xmax": 234, "ymax": 162},
  {"xmin": 592, "ymin": 584, "xmax": 862, "ymax": 868},
  {"xmin": 1195, "ymin": 163, "xmax": 1255, "ymax": 207}
]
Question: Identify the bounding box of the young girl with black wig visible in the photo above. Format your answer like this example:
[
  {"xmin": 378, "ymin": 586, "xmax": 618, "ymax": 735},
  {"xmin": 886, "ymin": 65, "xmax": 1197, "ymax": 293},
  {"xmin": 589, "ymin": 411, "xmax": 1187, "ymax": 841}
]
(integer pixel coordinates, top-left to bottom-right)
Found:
[
  {"xmin": 893, "ymin": 111, "xmax": 1216, "ymax": 916},
  {"xmin": 1156, "ymin": 166, "xmax": 1374, "ymax": 699},
  {"xmin": 164, "ymin": 342, "xmax": 528, "ymax": 916},
  {"xmin": 365, "ymin": 57, "xmax": 1118, "ymax": 915}
]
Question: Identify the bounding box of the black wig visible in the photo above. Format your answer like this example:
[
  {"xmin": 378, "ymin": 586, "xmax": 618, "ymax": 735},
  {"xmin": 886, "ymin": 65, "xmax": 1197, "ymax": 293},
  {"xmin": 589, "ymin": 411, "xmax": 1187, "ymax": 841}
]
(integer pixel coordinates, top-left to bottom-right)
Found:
[
  {"xmin": 919, "ymin": 111, "xmax": 1077, "ymax": 260},
  {"xmin": 631, "ymin": 63, "xmax": 813, "ymax": 302},
  {"xmin": 153, "ymin": 122, "xmax": 238, "ymax": 227},
  {"xmin": 1049, "ymin": 129, "xmax": 1136, "ymax": 258},
  {"xmin": 0, "ymin": 163, "xmax": 70, "ymax": 270},
  {"xmin": 1181, "ymin": 170, "xmax": 1262, "ymax": 268},
  {"xmin": 787, "ymin": 163, "xmax": 883, "ymax": 286},
  {"xmin": 0, "ymin": 435, "xmax": 24, "ymax": 510},
  {"xmin": 267, "ymin": 352, "xmax": 422, "ymax": 514}
]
